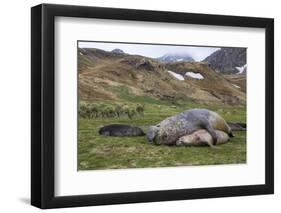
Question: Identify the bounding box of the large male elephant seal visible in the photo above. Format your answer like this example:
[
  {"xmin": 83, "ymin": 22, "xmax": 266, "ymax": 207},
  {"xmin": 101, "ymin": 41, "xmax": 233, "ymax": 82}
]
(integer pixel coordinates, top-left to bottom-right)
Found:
[
  {"xmin": 99, "ymin": 124, "xmax": 145, "ymax": 136},
  {"xmin": 147, "ymin": 108, "xmax": 233, "ymax": 145},
  {"xmin": 176, "ymin": 129, "xmax": 230, "ymax": 147}
]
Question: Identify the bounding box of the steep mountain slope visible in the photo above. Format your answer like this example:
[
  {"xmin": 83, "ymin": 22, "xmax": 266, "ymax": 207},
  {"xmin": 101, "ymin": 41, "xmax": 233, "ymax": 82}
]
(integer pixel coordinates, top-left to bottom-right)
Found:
[
  {"xmin": 224, "ymin": 74, "xmax": 246, "ymax": 93},
  {"xmin": 165, "ymin": 62, "xmax": 246, "ymax": 104},
  {"xmin": 157, "ymin": 53, "xmax": 194, "ymax": 62},
  {"xmin": 78, "ymin": 48, "xmax": 246, "ymax": 105},
  {"xmin": 203, "ymin": 47, "xmax": 247, "ymax": 74}
]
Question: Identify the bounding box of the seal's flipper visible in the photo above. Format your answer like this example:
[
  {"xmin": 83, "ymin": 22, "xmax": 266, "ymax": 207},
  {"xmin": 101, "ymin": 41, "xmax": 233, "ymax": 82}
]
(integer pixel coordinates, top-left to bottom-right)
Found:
[
  {"xmin": 204, "ymin": 140, "xmax": 215, "ymax": 148},
  {"xmin": 204, "ymin": 123, "xmax": 218, "ymax": 145},
  {"xmin": 229, "ymin": 132, "xmax": 234, "ymax": 137}
]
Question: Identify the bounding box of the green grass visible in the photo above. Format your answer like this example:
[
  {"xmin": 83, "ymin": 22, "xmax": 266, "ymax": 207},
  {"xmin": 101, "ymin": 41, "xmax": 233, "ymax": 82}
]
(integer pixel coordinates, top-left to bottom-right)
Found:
[
  {"xmin": 78, "ymin": 100, "xmax": 246, "ymax": 170},
  {"xmin": 110, "ymin": 85, "xmax": 172, "ymax": 105}
]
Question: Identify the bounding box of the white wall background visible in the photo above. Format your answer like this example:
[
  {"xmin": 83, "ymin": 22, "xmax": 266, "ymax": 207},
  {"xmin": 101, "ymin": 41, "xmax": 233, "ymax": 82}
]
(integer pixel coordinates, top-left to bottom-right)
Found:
[{"xmin": 0, "ymin": 0, "xmax": 279, "ymax": 212}]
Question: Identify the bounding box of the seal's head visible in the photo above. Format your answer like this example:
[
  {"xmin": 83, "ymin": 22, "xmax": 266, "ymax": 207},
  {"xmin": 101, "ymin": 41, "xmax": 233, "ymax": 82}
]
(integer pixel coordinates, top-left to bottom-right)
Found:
[
  {"xmin": 147, "ymin": 125, "xmax": 168, "ymax": 145},
  {"xmin": 176, "ymin": 133, "xmax": 200, "ymax": 146},
  {"xmin": 147, "ymin": 126, "xmax": 159, "ymax": 143}
]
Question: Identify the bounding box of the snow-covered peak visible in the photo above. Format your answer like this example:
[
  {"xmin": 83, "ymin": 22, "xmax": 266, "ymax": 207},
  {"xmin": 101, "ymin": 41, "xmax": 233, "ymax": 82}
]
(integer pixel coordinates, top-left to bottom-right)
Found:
[{"xmin": 157, "ymin": 53, "xmax": 194, "ymax": 62}]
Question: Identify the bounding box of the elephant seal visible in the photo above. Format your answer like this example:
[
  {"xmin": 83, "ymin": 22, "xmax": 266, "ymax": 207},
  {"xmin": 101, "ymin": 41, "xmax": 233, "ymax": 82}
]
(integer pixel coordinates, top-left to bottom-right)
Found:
[
  {"xmin": 227, "ymin": 122, "xmax": 246, "ymax": 131},
  {"xmin": 99, "ymin": 124, "xmax": 145, "ymax": 136},
  {"xmin": 176, "ymin": 129, "xmax": 230, "ymax": 147},
  {"xmin": 147, "ymin": 108, "xmax": 233, "ymax": 145}
]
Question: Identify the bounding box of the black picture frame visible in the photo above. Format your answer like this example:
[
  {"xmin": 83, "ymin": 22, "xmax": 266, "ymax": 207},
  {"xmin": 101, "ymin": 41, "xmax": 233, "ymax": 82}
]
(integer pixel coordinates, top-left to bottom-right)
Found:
[{"xmin": 31, "ymin": 3, "xmax": 274, "ymax": 209}]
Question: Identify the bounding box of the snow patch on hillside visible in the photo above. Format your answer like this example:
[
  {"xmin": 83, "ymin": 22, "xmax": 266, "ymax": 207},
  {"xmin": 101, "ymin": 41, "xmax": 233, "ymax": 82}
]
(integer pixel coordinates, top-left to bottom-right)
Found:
[
  {"xmin": 235, "ymin": 64, "xmax": 247, "ymax": 74},
  {"xmin": 167, "ymin": 70, "xmax": 185, "ymax": 81},
  {"xmin": 232, "ymin": 84, "xmax": 241, "ymax": 89},
  {"xmin": 185, "ymin": 72, "xmax": 204, "ymax": 80}
]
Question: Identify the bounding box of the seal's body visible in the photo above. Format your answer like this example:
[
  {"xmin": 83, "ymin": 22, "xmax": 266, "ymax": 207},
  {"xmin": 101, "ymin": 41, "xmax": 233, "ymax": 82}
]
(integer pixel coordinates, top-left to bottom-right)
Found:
[
  {"xmin": 147, "ymin": 109, "xmax": 232, "ymax": 145},
  {"xmin": 176, "ymin": 129, "xmax": 230, "ymax": 147},
  {"xmin": 227, "ymin": 122, "xmax": 246, "ymax": 131},
  {"xmin": 99, "ymin": 124, "xmax": 145, "ymax": 137}
]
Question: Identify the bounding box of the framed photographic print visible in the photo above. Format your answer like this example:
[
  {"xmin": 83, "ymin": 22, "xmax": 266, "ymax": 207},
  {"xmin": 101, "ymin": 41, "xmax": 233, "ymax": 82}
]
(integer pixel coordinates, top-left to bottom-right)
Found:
[{"xmin": 31, "ymin": 3, "xmax": 274, "ymax": 209}]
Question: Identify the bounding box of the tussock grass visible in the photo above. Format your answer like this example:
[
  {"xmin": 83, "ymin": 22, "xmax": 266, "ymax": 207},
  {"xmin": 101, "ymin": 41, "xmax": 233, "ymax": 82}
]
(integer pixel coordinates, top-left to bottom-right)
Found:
[{"xmin": 79, "ymin": 101, "xmax": 144, "ymax": 119}]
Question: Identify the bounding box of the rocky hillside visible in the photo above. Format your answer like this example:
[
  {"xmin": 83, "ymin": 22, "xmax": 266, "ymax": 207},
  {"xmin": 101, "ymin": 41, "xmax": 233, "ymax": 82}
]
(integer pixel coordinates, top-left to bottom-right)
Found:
[
  {"xmin": 204, "ymin": 47, "xmax": 247, "ymax": 74},
  {"xmin": 78, "ymin": 48, "xmax": 246, "ymax": 105}
]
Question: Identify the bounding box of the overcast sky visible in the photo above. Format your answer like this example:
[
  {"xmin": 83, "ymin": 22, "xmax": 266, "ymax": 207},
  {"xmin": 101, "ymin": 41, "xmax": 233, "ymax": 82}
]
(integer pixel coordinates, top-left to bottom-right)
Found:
[{"xmin": 78, "ymin": 41, "xmax": 220, "ymax": 61}]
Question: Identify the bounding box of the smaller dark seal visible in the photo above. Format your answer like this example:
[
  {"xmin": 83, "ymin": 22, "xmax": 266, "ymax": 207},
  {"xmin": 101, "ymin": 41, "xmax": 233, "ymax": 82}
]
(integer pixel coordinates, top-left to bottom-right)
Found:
[
  {"xmin": 227, "ymin": 122, "xmax": 246, "ymax": 131},
  {"xmin": 99, "ymin": 124, "xmax": 145, "ymax": 137}
]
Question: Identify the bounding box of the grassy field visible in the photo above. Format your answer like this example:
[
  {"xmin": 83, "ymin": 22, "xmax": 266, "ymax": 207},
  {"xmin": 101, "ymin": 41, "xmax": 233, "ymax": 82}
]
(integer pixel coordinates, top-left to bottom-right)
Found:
[{"xmin": 78, "ymin": 98, "xmax": 246, "ymax": 170}]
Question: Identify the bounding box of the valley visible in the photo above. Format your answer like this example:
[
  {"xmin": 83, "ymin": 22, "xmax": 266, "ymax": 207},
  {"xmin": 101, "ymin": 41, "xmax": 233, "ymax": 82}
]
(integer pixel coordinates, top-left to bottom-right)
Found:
[{"xmin": 77, "ymin": 45, "xmax": 247, "ymax": 170}]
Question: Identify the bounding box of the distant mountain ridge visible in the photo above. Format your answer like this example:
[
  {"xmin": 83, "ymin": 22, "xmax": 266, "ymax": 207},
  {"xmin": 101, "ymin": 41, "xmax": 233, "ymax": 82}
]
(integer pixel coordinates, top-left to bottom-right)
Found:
[
  {"xmin": 204, "ymin": 47, "xmax": 247, "ymax": 74},
  {"xmin": 157, "ymin": 53, "xmax": 195, "ymax": 62},
  {"xmin": 78, "ymin": 47, "xmax": 246, "ymax": 105},
  {"xmin": 111, "ymin": 48, "xmax": 125, "ymax": 54}
]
